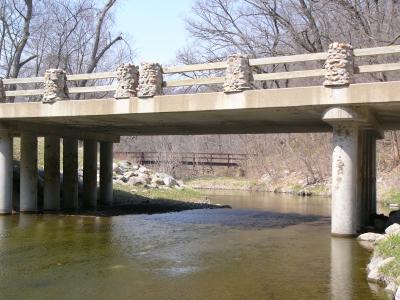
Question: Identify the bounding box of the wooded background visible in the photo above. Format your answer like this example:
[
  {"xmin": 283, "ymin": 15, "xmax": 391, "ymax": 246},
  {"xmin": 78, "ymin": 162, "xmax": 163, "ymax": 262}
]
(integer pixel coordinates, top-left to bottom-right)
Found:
[{"xmin": 2, "ymin": 0, "xmax": 400, "ymax": 181}]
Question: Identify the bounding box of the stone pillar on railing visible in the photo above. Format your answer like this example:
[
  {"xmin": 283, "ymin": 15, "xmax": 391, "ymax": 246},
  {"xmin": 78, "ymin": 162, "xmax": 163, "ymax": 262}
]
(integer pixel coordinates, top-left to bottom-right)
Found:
[
  {"xmin": 114, "ymin": 64, "xmax": 139, "ymax": 99},
  {"xmin": 0, "ymin": 78, "xmax": 5, "ymax": 103},
  {"xmin": 42, "ymin": 69, "xmax": 69, "ymax": 103},
  {"xmin": 138, "ymin": 63, "xmax": 163, "ymax": 98},
  {"xmin": 224, "ymin": 54, "xmax": 253, "ymax": 93},
  {"xmin": 323, "ymin": 43, "xmax": 354, "ymax": 87}
]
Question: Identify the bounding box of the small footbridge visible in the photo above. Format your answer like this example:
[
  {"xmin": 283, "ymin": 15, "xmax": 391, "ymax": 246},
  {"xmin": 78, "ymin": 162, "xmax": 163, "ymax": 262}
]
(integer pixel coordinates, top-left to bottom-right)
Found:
[{"xmin": 1, "ymin": 42, "xmax": 400, "ymax": 236}]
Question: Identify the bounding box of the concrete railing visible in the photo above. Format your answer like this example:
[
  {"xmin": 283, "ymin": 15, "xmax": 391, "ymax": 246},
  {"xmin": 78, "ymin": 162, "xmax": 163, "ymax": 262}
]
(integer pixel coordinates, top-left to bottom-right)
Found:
[{"xmin": 1, "ymin": 43, "xmax": 400, "ymax": 102}]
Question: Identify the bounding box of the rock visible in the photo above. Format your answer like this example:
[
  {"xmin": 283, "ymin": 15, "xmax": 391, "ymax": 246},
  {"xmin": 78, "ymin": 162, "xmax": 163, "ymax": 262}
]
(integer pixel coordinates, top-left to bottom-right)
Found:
[
  {"xmin": 112, "ymin": 163, "xmax": 119, "ymax": 171},
  {"xmin": 163, "ymin": 176, "xmax": 177, "ymax": 187},
  {"xmin": 396, "ymin": 286, "xmax": 400, "ymax": 300},
  {"xmin": 297, "ymin": 189, "xmax": 312, "ymax": 197},
  {"xmin": 367, "ymin": 256, "xmax": 395, "ymax": 284},
  {"xmin": 358, "ymin": 232, "xmax": 384, "ymax": 243},
  {"xmin": 386, "ymin": 281, "xmax": 398, "ymax": 297},
  {"xmin": 114, "ymin": 166, "xmax": 124, "ymax": 175},
  {"xmin": 386, "ymin": 223, "xmax": 400, "ymax": 235},
  {"xmin": 138, "ymin": 166, "xmax": 150, "ymax": 174},
  {"xmin": 151, "ymin": 176, "xmax": 164, "ymax": 186},
  {"xmin": 123, "ymin": 171, "xmax": 135, "ymax": 178},
  {"xmin": 388, "ymin": 211, "xmax": 400, "ymax": 226},
  {"xmin": 128, "ymin": 177, "xmax": 147, "ymax": 186},
  {"xmin": 118, "ymin": 160, "xmax": 132, "ymax": 169}
]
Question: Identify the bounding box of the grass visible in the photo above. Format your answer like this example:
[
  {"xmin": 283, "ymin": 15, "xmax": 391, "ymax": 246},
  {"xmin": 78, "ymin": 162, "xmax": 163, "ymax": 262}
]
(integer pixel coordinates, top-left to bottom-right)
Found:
[
  {"xmin": 382, "ymin": 188, "xmax": 400, "ymax": 205},
  {"xmin": 184, "ymin": 176, "xmax": 258, "ymax": 190},
  {"xmin": 113, "ymin": 183, "xmax": 205, "ymax": 204},
  {"xmin": 376, "ymin": 234, "xmax": 400, "ymax": 281}
]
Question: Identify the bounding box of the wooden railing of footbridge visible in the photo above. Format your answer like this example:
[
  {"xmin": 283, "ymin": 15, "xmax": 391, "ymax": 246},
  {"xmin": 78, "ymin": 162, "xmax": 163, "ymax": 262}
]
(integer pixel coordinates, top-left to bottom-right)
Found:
[
  {"xmin": 114, "ymin": 151, "xmax": 247, "ymax": 168},
  {"xmin": 2, "ymin": 44, "xmax": 400, "ymax": 100}
]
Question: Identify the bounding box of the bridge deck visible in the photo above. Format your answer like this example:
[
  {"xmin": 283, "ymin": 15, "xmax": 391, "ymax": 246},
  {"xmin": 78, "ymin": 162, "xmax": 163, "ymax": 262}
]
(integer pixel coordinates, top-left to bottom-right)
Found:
[{"xmin": 1, "ymin": 81, "xmax": 400, "ymax": 137}]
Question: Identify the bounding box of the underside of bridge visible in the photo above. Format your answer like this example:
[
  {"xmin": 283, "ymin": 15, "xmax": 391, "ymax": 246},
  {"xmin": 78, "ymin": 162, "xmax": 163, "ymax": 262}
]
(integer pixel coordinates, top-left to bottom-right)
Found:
[{"xmin": 0, "ymin": 81, "xmax": 397, "ymax": 236}]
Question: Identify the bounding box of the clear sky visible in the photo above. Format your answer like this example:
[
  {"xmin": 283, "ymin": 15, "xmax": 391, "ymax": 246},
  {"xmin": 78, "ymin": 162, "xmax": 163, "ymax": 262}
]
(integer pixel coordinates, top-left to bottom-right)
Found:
[{"xmin": 114, "ymin": 0, "xmax": 194, "ymax": 64}]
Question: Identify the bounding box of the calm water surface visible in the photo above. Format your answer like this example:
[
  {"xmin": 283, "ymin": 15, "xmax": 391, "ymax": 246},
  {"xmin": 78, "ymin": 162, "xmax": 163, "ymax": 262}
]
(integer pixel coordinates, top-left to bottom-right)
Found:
[{"xmin": 0, "ymin": 190, "xmax": 389, "ymax": 300}]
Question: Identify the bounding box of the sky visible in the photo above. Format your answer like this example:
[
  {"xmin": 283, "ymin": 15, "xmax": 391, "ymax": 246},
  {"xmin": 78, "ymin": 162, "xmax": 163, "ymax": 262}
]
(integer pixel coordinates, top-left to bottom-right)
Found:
[{"xmin": 114, "ymin": 0, "xmax": 195, "ymax": 65}]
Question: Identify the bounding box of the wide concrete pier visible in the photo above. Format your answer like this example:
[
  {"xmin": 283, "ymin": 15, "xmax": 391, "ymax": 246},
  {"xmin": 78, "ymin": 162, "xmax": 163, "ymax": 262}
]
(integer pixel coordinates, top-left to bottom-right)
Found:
[{"xmin": 1, "ymin": 43, "xmax": 399, "ymax": 236}]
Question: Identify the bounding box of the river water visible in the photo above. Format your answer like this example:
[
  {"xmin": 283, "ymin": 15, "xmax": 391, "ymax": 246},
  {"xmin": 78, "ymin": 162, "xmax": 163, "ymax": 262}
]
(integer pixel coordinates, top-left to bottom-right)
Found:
[{"xmin": 0, "ymin": 190, "xmax": 388, "ymax": 300}]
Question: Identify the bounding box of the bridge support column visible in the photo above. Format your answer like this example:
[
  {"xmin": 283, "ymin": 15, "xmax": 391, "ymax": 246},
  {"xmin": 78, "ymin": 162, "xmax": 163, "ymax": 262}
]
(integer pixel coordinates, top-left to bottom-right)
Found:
[
  {"xmin": 83, "ymin": 140, "xmax": 97, "ymax": 209},
  {"xmin": 323, "ymin": 107, "xmax": 380, "ymax": 236},
  {"xmin": 359, "ymin": 131, "xmax": 377, "ymax": 227},
  {"xmin": 0, "ymin": 130, "xmax": 13, "ymax": 214},
  {"xmin": 44, "ymin": 136, "xmax": 60, "ymax": 210},
  {"xmin": 99, "ymin": 142, "xmax": 113, "ymax": 206},
  {"xmin": 20, "ymin": 133, "xmax": 38, "ymax": 212},
  {"xmin": 63, "ymin": 138, "xmax": 78, "ymax": 210}
]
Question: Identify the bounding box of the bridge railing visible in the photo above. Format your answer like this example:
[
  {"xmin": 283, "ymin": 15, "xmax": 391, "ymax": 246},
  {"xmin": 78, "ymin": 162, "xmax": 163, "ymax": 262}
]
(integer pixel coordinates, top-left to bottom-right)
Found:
[
  {"xmin": 1, "ymin": 43, "xmax": 400, "ymax": 102},
  {"xmin": 114, "ymin": 151, "xmax": 247, "ymax": 167}
]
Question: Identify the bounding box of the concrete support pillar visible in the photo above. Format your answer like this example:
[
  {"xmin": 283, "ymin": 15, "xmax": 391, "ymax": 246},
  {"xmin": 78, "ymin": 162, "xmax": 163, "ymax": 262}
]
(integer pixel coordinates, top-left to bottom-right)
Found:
[
  {"xmin": 323, "ymin": 106, "xmax": 380, "ymax": 236},
  {"xmin": 359, "ymin": 131, "xmax": 377, "ymax": 227},
  {"xmin": 20, "ymin": 133, "xmax": 38, "ymax": 212},
  {"xmin": 0, "ymin": 131, "xmax": 13, "ymax": 214},
  {"xmin": 63, "ymin": 138, "xmax": 78, "ymax": 210},
  {"xmin": 83, "ymin": 140, "xmax": 97, "ymax": 209},
  {"xmin": 44, "ymin": 136, "xmax": 60, "ymax": 210},
  {"xmin": 330, "ymin": 122, "xmax": 360, "ymax": 236},
  {"xmin": 99, "ymin": 142, "xmax": 113, "ymax": 206}
]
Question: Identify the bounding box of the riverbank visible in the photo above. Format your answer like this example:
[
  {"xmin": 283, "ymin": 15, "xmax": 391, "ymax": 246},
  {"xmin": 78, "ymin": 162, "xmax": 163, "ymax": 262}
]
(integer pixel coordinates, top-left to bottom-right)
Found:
[
  {"xmin": 358, "ymin": 224, "xmax": 400, "ymax": 299},
  {"xmin": 184, "ymin": 176, "xmax": 331, "ymax": 197}
]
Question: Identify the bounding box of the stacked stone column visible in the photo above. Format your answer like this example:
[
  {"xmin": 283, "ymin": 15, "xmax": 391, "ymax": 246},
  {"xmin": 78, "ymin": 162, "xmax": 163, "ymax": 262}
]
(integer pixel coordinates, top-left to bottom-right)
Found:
[
  {"xmin": 42, "ymin": 69, "xmax": 69, "ymax": 103},
  {"xmin": 224, "ymin": 54, "xmax": 253, "ymax": 93},
  {"xmin": 138, "ymin": 63, "xmax": 163, "ymax": 97},
  {"xmin": 114, "ymin": 64, "xmax": 139, "ymax": 99},
  {"xmin": 324, "ymin": 42, "xmax": 354, "ymax": 87},
  {"xmin": 0, "ymin": 78, "xmax": 5, "ymax": 103}
]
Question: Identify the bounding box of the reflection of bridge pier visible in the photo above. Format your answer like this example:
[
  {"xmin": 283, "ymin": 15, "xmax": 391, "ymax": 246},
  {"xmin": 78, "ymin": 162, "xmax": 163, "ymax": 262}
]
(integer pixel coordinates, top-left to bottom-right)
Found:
[{"xmin": 0, "ymin": 43, "xmax": 398, "ymax": 236}]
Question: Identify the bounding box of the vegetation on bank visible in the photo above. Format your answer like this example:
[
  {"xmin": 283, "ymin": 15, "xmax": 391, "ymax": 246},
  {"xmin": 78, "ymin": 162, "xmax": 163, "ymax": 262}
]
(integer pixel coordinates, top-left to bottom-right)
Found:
[
  {"xmin": 382, "ymin": 189, "xmax": 400, "ymax": 206},
  {"xmin": 113, "ymin": 183, "xmax": 205, "ymax": 204},
  {"xmin": 377, "ymin": 234, "xmax": 400, "ymax": 281},
  {"xmin": 184, "ymin": 176, "xmax": 331, "ymax": 196}
]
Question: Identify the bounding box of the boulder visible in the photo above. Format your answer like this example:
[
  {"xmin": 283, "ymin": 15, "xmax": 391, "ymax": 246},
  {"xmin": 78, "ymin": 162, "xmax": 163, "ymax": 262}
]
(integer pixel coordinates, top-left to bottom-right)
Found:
[
  {"xmin": 123, "ymin": 171, "xmax": 135, "ymax": 178},
  {"xmin": 358, "ymin": 232, "xmax": 385, "ymax": 243},
  {"xmin": 163, "ymin": 176, "xmax": 177, "ymax": 187},
  {"xmin": 396, "ymin": 286, "xmax": 400, "ymax": 300},
  {"xmin": 128, "ymin": 176, "xmax": 147, "ymax": 186},
  {"xmin": 114, "ymin": 166, "xmax": 124, "ymax": 175},
  {"xmin": 367, "ymin": 256, "xmax": 394, "ymax": 283},
  {"xmin": 388, "ymin": 211, "xmax": 400, "ymax": 226},
  {"xmin": 385, "ymin": 223, "xmax": 400, "ymax": 235},
  {"xmin": 118, "ymin": 160, "xmax": 132, "ymax": 168}
]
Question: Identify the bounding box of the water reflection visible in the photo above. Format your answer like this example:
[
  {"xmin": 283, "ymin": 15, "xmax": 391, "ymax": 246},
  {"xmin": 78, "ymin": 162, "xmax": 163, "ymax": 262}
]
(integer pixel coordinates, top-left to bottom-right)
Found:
[{"xmin": 0, "ymin": 191, "xmax": 389, "ymax": 300}]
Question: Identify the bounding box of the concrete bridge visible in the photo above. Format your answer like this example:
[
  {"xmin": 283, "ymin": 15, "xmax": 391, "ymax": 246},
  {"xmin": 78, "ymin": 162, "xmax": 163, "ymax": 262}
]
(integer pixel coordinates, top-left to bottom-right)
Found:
[{"xmin": 0, "ymin": 42, "xmax": 400, "ymax": 236}]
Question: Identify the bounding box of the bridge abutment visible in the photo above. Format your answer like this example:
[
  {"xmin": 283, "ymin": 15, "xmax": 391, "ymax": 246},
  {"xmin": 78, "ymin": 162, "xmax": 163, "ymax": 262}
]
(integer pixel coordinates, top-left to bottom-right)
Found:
[
  {"xmin": 0, "ymin": 130, "xmax": 12, "ymax": 214},
  {"xmin": 20, "ymin": 133, "xmax": 38, "ymax": 212},
  {"xmin": 44, "ymin": 136, "xmax": 60, "ymax": 210}
]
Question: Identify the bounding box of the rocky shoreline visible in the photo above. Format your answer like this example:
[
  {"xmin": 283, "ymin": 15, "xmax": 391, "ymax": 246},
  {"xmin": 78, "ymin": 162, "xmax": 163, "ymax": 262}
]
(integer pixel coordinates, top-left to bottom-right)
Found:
[{"xmin": 358, "ymin": 215, "xmax": 400, "ymax": 299}]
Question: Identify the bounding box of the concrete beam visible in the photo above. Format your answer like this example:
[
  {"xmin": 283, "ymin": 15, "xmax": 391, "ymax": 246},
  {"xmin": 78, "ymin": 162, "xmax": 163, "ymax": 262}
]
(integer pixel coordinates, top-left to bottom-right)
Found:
[
  {"xmin": 20, "ymin": 133, "xmax": 38, "ymax": 212},
  {"xmin": 5, "ymin": 121, "xmax": 119, "ymax": 143},
  {"xmin": 99, "ymin": 142, "xmax": 113, "ymax": 206},
  {"xmin": 0, "ymin": 130, "xmax": 12, "ymax": 214},
  {"xmin": 62, "ymin": 138, "xmax": 78, "ymax": 210},
  {"xmin": 44, "ymin": 136, "xmax": 60, "ymax": 210},
  {"xmin": 83, "ymin": 140, "xmax": 97, "ymax": 209}
]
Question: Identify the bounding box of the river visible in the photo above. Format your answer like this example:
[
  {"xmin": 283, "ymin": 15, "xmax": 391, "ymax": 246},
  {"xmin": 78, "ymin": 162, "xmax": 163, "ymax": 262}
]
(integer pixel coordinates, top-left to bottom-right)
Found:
[{"xmin": 0, "ymin": 190, "xmax": 388, "ymax": 300}]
